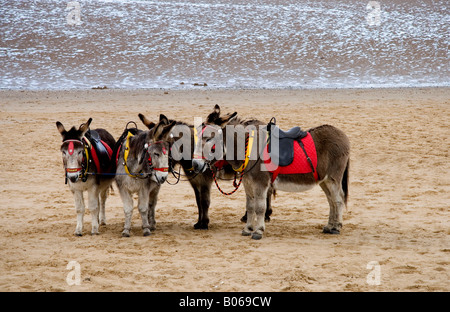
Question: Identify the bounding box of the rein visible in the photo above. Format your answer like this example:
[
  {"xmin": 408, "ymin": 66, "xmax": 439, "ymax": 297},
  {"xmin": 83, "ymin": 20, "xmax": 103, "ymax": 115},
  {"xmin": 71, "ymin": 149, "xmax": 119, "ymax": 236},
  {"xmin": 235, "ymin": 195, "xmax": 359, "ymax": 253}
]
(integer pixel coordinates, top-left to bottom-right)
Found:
[{"xmin": 211, "ymin": 131, "xmax": 253, "ymax": 196}]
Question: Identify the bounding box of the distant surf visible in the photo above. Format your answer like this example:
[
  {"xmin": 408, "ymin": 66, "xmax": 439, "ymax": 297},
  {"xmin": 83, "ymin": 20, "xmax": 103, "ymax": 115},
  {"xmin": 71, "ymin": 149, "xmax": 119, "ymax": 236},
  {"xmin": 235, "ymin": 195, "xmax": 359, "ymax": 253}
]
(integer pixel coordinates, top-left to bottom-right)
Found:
[{"xmin": 0, "ymin": 0, "xmax": 448, "ymax": 90}]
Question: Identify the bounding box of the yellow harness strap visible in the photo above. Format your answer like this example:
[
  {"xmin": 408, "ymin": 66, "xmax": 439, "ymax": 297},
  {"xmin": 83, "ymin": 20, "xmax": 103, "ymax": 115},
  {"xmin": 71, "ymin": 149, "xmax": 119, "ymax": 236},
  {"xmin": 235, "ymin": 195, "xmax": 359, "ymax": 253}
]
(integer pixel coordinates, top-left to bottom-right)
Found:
[
  {"xmin": 193, "ymin": 127, "xmax": 198, "ymax": 146},
  {"xmin": 234, "ymin": 130, "xmax": 255, "ymax": 173},
  {"xmin": 123, "ymin": 131, "xmax": 141, "ymax": 178},
  {"xmin": 81, "ymin": 136, "xmax": 90, "ymax": 176}
]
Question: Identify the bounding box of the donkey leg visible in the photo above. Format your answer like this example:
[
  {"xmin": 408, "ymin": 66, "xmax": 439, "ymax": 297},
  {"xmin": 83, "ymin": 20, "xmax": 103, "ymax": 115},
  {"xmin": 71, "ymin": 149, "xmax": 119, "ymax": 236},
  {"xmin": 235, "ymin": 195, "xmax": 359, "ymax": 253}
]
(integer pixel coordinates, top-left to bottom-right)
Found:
[
  {"xmin": 98, "ymin": 187, "xmax": 108, "ymax": 226},
  {"xmin": 138, "ymin": 187, "xmax": 152, "ymax": 237},
  {"xmin": 148, "ymin": 186, "xmax": 160, "ymax": 231},
  {"xmin": 199, "ymin": 184, "xmax": 211, "ymax": 229},
  {"xmin": 87, "ymin": 186, "xmax": 100, "ymax": 235},
  {"xmin": 320, "ymin": 179, "xmax": 345, "ymax": 234},
  {"xmin": 193, "ymin": 184, "xmax": 211, "ymax": 230},
  {"xmin": 193, "ymin": 187, "xmax": 203, "ymax": 229},
  {"xmin": 119, "ymin": 188, "xmax": 134, "ymax": 237},
  {"xmin": 252, "ymin": 190, "xmax": 268, "ymax": 240},
  {"xmin": 241, "ymin": 187, "xmax": 271, "ymax": 223},
  {"xmin": 72, "ymin": 190, "xmax": 85, "ymax": 236},
  {"xmin": 265, "ymin": 187, "xmax": 273, "ymax": 222},
  {"xmin": 242, "ymin": 193, "xmax": 256, "ymax": 236}
]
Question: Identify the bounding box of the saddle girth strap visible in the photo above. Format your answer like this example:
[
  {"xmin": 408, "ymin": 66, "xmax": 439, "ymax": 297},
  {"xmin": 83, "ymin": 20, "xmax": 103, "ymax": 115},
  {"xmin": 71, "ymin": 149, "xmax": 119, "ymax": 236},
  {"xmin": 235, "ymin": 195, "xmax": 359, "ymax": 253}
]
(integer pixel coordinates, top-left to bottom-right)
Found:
[{"xmin": 297, "ymin": 138, "xmax": 318, "ymax": 180}]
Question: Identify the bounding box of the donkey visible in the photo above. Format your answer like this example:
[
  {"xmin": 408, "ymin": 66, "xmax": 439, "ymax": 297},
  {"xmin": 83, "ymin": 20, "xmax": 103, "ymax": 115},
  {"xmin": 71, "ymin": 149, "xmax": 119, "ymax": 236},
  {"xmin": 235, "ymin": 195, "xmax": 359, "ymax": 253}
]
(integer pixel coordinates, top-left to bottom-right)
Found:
[
  {"xmin": 114, "ymin": 117, "xmax": 176, "ymax": 237},
  {"xmin": 56, "ymin": 118, "xmax": 116, "ymax": 236},
  {"xmin": 192, "ymin": 105, "xmax": 350, "ymax": 240},
  {"xmin": 138, "ymin": 113, "xmax": 273, "ymax": 230}
]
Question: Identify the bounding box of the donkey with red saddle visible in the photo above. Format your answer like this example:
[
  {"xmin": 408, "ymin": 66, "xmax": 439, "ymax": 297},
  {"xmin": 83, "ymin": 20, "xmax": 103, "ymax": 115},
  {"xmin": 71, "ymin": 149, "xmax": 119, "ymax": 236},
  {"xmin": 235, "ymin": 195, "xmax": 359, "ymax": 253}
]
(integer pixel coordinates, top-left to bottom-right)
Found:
[
  {"xmin": 192, "ymin": 105, "xmax": 350, "ymax": 240},
  {"xmin": 56, "ymin": 118, "xmax": 116, "ymax": 236}
]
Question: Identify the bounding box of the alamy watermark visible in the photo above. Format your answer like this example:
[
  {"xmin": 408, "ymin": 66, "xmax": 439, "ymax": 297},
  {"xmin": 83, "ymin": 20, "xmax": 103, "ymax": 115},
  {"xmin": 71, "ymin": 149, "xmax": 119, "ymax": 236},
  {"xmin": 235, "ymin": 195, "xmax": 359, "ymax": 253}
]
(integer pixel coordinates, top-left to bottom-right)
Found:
[
  {"xmin": 64, "ymin": 1, "xmax": 380, "ymax": 27},
  {"xmin": 366, "ymin": 261, "xmax": 381, "ymax": 286},
  {"xmin": 66, "ymin": 1, "xmax": 81, "ymax": 26},
  {"xmin": 169, "ymin": 118, "xmax": 283, "ymax": 172},
  {"xmin": 66, "ymin": 260, "xmax": 81, "ymax": 286},
  {"xmin": 366, "ymin": 1, "xmax": 381, "ymax": 26}
]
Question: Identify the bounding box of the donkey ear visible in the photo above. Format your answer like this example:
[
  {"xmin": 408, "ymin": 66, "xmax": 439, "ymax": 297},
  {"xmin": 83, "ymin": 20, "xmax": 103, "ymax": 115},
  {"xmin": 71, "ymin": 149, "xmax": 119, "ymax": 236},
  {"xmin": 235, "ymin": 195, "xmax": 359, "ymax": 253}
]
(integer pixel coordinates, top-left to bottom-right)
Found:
[
  {"xmin": 160, "ymin": 120, "xmax": 176, "ymax": 141},
  {"xmin": 207, "ymin": 104, "xmax": 221, "ymax": 123},
  {"xmin": 214, "ymin": 104, "xmax": 220, "ymax": 115},
  {"xmin": 217, "ymin": 112, "xmax": 237, "ymax": 127},
  {"xmin": 79, "ymin": 118, "xmax": 92, "ymax": 136},
  {"xmin": 159, "ymin": 114, "xmax": 169, "ymax": 125},
  {"xmin": 152, "ymin": 122, "xmax": 165, "ymax": 141},
  {"xmin": 138, "ymin": 113, "xmax": 155, "ymax": 129},
  {"xmin": 56, "ymin": 121, "xmax": 66, "ymax": 136}
]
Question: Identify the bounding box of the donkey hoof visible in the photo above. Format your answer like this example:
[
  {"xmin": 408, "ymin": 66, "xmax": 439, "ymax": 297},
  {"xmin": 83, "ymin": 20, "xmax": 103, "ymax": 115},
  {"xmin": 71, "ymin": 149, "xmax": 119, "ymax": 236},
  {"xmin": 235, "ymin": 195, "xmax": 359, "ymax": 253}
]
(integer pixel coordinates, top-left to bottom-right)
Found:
[
  {"xmin": 323, "ymin": 227, "xmax": 340, "ymax": 234},
  {"xmin": 143, "ymin": 229, "xmax": 151, "ymax": 237},
  {"xmin": 242, "ymin": 229, "xmax": 252, "ymax": 236},
  {"xmin": 122, "ymin": 230, "xmax": 130, "ymax": 237},
  {"xmin": 74, "ymin": 232, "xmax": 83, "ymax": 237},
  {"xmin": 194, "ymin": 222, "xmax": 209, "ymax": 230},
  {"xmin": 251, "ymin": 232, "xmax": 263, "ymax": 240}
]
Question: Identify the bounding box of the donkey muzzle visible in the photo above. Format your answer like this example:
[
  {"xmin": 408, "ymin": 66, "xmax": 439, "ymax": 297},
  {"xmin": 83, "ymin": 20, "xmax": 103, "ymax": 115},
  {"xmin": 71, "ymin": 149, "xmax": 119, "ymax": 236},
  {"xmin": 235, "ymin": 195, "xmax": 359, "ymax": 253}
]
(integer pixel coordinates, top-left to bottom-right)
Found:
[
  {"xmin": 66, "ymin": 168, "xmax": 82, "ymax": 183},
  {"xmin": 153, "ymin": 171, "xmax": 168, "ymax": 185},
  {"xmin": 192, "ymin": 159, "xmax": 207, "ymax": 173}
]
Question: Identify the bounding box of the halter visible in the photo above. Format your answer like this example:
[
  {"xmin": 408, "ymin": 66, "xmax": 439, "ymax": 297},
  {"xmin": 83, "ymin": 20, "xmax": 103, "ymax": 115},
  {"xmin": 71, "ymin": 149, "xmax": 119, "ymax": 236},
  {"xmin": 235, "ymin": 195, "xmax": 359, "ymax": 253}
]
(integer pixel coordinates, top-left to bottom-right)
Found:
[
  {"xmin": 61, "ymin": 138, "xmax": 90, "ymax": 183},
  {"xmin": 146, "ymin": 140, "xmax": 169, "ymax": 173},
  {"xmin": 122, "ymin": 132, "xmax": 169, "ymax": 179},
  {"xmin": 211, "ymin": 130, "xmax": 255, "ymax": 196},
  {"xmin": 194, "ymin": 124, "xmax": 255, "ymax": 173}
]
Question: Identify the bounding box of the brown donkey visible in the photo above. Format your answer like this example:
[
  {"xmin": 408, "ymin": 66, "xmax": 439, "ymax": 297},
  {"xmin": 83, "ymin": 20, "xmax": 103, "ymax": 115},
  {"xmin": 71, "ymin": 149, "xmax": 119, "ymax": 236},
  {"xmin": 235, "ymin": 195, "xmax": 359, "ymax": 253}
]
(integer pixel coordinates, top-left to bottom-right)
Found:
[
  {"xmin": 192, "ymin": 105, "xmax": 350, "ymax": 240},
  {"xmin": 138, "ymin": 113, "xmax": 273, "ymax": 230}
]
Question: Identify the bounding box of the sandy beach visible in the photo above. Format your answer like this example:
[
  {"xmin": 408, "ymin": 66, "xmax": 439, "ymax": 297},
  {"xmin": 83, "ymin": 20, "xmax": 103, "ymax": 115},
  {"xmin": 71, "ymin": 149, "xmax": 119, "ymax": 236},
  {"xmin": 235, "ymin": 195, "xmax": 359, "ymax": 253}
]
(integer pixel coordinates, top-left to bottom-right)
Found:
[{"xmin": 0, "ymin": 87, "xmax": 448, "ymax": 291}]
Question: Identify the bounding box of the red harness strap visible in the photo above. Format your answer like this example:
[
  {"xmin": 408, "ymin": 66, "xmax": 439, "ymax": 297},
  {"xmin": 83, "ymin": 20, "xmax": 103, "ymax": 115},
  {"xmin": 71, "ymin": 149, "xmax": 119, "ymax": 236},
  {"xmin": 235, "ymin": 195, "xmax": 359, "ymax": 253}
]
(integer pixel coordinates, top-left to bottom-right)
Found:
[{"xmin": 147, "ymin": 140, "xmax": 169, "ymax": 173}]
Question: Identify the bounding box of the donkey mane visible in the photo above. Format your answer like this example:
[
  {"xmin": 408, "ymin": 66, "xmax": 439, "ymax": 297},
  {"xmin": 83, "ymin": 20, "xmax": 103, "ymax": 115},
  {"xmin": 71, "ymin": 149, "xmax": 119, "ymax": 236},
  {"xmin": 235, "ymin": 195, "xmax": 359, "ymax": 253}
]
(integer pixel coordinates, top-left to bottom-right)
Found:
[
  {"xmin": 60, "ymin": 126, "xmax": 83, "ymax": 141},
  {"xmin": 231, "ymin": 117, "xmax": 264, "ymax": 127},
  {"xmin": 129, "ymin": 130, "xmax": 148, "ymax": 159}
]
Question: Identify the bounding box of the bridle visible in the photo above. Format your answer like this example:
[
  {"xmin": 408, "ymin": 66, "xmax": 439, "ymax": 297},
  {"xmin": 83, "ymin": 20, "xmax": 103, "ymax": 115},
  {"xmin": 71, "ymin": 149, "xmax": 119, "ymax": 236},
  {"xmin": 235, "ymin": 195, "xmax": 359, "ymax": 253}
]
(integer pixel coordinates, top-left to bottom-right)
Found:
[
  {"xmin": 122, "ymin": 131, "xmax": 170, "ymax": 179},
  {"xmin": 193, "ymin": 124, "xmax": 256, "ymax": 195},
  {"xmin": 146, "ymin": 140, "xmax": 170, "ymax": 173},
  {"xmin": 61, "ymin": 138, "xmax": 90, "ymax": 184}
]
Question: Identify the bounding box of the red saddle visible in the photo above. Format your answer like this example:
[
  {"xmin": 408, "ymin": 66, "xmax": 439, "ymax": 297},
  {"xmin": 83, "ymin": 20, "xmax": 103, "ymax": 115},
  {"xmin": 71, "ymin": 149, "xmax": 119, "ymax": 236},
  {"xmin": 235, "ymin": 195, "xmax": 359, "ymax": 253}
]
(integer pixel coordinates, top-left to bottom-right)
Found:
[{"xmin": 263, "ymin": 132, "xmax": 318, "ymax": 183}]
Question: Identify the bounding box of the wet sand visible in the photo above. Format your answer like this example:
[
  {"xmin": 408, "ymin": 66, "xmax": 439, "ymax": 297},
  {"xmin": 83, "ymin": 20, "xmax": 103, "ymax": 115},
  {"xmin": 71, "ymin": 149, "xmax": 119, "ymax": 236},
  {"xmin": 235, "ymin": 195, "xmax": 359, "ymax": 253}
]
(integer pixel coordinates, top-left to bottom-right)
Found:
[{"xmin": 0, "ymin": 87, "xmax": 448, "ymax": 291}]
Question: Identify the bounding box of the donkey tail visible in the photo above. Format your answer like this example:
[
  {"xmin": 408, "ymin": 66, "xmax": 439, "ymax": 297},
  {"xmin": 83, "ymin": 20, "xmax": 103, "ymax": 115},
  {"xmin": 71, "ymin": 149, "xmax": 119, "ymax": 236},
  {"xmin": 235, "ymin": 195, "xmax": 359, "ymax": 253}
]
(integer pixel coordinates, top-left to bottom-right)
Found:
[{"xmin": 342, "ymin": 158, "xmax": 349, "ymax": 206}]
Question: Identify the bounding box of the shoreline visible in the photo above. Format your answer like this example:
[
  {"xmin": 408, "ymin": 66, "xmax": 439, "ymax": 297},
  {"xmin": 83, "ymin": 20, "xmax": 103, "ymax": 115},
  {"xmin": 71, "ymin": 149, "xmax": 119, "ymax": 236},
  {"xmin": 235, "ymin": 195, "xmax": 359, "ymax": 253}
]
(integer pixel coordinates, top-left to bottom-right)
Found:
[{"xmin": 1, "ymin": 85, "xmax": 449, "ymax": 92}]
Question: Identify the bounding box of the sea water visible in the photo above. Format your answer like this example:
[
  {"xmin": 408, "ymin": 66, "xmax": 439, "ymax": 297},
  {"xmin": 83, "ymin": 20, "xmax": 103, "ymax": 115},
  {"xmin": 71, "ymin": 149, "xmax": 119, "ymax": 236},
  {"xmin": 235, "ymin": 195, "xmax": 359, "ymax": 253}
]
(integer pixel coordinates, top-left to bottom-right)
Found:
[{"xmin": 0, "ymin": 0, "xmax": 448, "ymax": 89}]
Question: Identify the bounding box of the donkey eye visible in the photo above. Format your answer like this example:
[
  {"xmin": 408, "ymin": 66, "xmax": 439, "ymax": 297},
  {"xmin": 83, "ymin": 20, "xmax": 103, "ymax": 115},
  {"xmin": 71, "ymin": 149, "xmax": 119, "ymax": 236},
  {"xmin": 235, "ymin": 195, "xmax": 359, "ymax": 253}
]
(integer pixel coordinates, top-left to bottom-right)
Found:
[{"xmin": 154, "ymin": 152, "xmax": 160, "ymax": 157}]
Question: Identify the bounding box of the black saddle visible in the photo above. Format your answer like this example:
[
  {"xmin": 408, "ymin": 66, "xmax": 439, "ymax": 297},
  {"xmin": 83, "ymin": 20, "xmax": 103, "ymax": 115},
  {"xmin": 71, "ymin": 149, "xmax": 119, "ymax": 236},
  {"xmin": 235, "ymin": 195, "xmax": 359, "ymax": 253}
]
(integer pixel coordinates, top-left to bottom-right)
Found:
[
  {"xmin": 85, "ymin": 129, "xmax": 111, "ymax": 172},
  {"xmin": 267, "ymin": 119, "xmax": 308, "ymax": 167}
]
